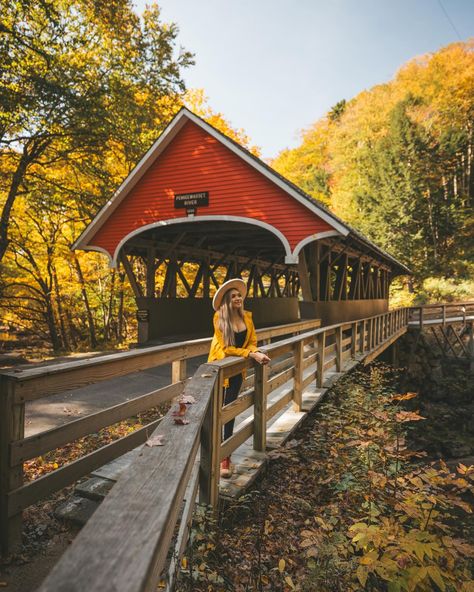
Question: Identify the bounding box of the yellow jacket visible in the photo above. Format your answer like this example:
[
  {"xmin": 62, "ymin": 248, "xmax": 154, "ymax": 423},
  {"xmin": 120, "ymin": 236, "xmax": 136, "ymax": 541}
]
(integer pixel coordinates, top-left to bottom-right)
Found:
[{"xmin": 208, "ymin": 310, "xmax": 259, "ymax": 387}]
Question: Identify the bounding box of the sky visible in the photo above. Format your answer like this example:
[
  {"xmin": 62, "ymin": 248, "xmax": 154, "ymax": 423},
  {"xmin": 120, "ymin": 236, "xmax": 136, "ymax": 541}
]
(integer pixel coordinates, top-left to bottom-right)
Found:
[{"xmin": 134, "ymin": 0, "xmax": 473, "ymax": 160}]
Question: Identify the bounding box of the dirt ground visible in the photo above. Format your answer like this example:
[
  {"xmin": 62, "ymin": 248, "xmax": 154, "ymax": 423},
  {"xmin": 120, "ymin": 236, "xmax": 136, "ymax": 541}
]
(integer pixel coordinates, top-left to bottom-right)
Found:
[
  {"xmin": 0, "ymin": 532, "xmax": 78, "ymax": 592},
  {"xmin": 0, "ymin": 490, "xmax": 80, "ymax": 592}
]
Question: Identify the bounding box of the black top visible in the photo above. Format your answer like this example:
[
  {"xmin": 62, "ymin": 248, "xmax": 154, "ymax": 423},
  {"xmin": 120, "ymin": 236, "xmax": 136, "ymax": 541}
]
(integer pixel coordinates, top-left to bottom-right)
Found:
[{"xmin": 234, "ymin": 328, "xmax": 247, "ymax": 348}]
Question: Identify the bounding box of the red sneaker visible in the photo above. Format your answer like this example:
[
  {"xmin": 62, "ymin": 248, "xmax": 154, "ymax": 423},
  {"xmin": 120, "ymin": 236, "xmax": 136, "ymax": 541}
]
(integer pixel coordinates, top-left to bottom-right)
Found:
[{"xmin": 220, "ymin": 457, "xmax": 232, "ymax": 478}]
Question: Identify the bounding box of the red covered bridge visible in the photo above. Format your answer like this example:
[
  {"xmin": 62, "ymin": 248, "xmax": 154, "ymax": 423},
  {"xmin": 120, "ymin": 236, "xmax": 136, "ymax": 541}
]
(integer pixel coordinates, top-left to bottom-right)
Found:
[{"xmin": 73, "ymin": 107, "xmax": 410, "ymax": 342}]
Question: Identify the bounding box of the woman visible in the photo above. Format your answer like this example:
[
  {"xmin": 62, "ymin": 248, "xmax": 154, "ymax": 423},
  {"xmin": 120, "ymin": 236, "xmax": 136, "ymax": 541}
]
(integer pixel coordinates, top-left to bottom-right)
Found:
[{"xmin": 208, "ymin": 278, "xmax": 270, "ymax": 478}]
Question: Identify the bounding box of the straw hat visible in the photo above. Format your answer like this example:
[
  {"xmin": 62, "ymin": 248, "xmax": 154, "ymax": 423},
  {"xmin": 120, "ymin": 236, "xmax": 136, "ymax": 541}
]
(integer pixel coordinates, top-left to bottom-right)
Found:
[{"xmin": 212, "ymin": 278, "xmax": 247, "ymax": 311}]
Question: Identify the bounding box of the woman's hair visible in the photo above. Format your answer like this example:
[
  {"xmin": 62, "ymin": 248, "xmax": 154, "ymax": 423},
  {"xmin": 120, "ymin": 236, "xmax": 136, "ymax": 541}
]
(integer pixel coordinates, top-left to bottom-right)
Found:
[{"xmin": 218, "ymin": 289, "xmax": 244, "ymax": 347}]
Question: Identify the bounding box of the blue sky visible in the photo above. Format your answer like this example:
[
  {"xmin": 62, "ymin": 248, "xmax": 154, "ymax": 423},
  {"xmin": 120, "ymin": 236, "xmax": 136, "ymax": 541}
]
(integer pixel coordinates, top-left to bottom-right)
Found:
[{"xmin": 134, "ymin": 0, "xmax": 473, "ymax": 159}]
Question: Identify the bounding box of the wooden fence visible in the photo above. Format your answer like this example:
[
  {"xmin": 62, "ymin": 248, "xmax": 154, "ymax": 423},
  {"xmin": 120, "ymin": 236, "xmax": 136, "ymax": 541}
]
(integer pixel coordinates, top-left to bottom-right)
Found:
[
  {"xmin": 34, "ymin": 307, "xmax": 410, "ymax": 591},
  {"xmin": 408, "ymin": 301, "xmax": 474, "ymax": 329},
  {"xmin": 0, "ymin": 318, "xmax": 320, "ymax": 555},
  {"xmin": 4, "ymin": 303, "xmax": 471, "ymax": 589}
]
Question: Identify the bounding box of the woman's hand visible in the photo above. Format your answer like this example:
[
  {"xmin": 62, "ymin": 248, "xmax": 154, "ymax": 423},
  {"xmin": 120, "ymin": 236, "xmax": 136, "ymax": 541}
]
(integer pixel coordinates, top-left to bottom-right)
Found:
[{"xmin": 250, "ymin": 351, "xmax": 271, "ymax": 365}]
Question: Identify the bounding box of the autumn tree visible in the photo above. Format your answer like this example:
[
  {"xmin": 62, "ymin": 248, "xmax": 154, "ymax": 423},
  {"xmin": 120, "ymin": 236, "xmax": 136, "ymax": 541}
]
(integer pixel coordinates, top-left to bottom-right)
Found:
[{"xmin": 0, "ymin": 0, "xmax": 193, "ymax": 262}]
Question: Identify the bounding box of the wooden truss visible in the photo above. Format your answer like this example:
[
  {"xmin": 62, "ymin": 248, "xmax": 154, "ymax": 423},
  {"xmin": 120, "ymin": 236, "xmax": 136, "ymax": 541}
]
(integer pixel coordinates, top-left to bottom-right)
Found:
[
  {"xmin": 119, "ymin": 229, "xmax": 392, "ymax": 301},
  {"xmin": 297, "ymin": 240, "xmax": 391, "ymax": 302}
]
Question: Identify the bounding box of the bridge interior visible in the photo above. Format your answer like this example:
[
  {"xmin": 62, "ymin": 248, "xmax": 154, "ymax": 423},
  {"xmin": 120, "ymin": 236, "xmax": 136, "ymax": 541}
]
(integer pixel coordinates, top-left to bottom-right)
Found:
[{"xmin": 119, "ymin": 219, "xmax": 408, "ymax": 343}]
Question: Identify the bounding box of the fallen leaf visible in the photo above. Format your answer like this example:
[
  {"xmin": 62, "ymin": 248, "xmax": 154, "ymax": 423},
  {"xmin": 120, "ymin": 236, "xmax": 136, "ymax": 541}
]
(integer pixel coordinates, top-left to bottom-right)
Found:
[
  {"xmin": 278, "ymin": 558, "xmax": 285, "ymax": 572},
  {"xmin": 172, "ymin": 402, "xmax": 187, "ymax": 417},
  {"xmin": 146, "ymin": 435, "xmax": 165, "ymax": 447},
  {"xmin": 174, "ymin": 417, "xmax": 190, "ymax": 425},
  {"xmin": 391, "ymin": 392, "xmax": 417, "ymax": 401}
]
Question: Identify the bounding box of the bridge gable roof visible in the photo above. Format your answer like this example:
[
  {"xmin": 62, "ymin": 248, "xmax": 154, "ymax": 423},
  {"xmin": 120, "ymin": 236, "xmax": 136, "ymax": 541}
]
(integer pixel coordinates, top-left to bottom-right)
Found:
[{"xmin": 73, "ymin": 108, "xmax": 410, "ymax": 274}]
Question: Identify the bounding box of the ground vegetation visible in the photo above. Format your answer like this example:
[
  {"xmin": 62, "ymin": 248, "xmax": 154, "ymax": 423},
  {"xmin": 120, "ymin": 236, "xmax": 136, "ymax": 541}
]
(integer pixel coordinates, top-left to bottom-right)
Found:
[{"xmin": 176, "ymin": 365, "xmax": 474, "ymax": 592}]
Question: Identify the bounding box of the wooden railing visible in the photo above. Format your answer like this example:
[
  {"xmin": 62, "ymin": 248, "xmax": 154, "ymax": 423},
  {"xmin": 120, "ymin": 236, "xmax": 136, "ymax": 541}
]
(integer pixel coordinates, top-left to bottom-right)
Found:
[
  {"xmin": 35, "ymin": 307, "xmax": 410, "ymax": 592},
  {"xmin": 408, "ymin": 301, "xmax": 474, "ymax": 329},
  {"xmin": 0, "ymin": 319, "xmax": 320, "ymax": 556}
]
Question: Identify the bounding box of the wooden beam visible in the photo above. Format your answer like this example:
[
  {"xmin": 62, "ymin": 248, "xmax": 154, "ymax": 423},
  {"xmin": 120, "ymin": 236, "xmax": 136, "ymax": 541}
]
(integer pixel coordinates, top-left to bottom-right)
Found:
[
  {"xmin": 297, "ymin": 248, "xmax": 313, "ymax": 301},
  {"xmin": 120, "ymin": 254, "xmax": 143, "ymax": 299},
  {"xmin": 146, "ymin": 248, "xmax": 156, "ymax": 298}
]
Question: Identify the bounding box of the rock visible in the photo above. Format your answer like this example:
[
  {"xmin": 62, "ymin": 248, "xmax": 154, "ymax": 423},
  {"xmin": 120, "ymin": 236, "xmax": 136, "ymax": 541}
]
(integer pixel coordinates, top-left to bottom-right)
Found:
[
  {"xmin": 75, "ymin": 476, "xmax": 115, "ymax": 501},
  {"xmin": 54, "ymin": 496, "xmax": 100, "ymax": 526}
]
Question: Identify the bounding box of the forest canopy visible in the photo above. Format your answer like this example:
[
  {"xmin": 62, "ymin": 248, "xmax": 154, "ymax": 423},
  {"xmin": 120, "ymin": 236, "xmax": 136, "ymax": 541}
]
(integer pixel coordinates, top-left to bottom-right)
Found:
[{"xmin": 272, "ymin": 40, "xmax": 474, "ymax": 304}]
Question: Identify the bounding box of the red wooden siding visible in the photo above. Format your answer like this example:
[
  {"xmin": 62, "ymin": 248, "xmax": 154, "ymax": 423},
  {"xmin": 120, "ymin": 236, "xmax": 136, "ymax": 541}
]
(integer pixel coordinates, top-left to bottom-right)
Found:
[{"xmin": 90, "ymin": 120, "xmax": 333, "ymax": 257}]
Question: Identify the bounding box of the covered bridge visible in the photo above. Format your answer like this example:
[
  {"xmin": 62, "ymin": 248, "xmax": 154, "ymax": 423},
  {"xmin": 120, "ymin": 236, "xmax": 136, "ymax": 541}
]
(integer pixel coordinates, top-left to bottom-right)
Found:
[{"xmin": 73, "ymin": 108, "xmax": 410, "ymax": 343}]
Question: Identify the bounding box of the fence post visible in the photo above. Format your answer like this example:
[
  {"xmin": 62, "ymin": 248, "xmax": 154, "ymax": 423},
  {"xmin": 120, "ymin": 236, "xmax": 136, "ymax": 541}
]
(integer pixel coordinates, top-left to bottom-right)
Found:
[
  {"xmin": 254, "ymin": 363, "xmax": 269, "ymax": 452},
  {"xmin": 199, "ymin": 368, "xmax": 222, "ymax": 507},
  {"xmin": 0, "ymin": 376, "xmax": 24, "ymax": 555},
  {"xmin": 442, "ymin": 305, "xmax": 446, "ymax": 326},
  {"xmin": 360, "ymin": 320, "xmax": 366, "ymax": 353},
  {"xmin": 336, "ymin": 326, "xmax": 343, "ymax": 371},
  {"xmin": 172, "ymin": 359, "xmax": 187, "ymax": 383},
  {"xmin": 351, "ymin": 321, "xmax": 358, "ymax": 357},
  {"xmin": 316, "ymin": 331, "xmax": 326, "ymax": 388},
  {"xmin": 293, "ymin": 340, "xmax": 304, "ymax": 412},
  {"xmin": 419, "ymin": 307, "xmax": 424, "ymax": 330}
]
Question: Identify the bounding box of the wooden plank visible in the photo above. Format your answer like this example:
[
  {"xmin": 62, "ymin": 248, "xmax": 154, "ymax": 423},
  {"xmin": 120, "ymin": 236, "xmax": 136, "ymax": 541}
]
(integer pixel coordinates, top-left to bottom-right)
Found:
[
  {"xmin": 221, "ymin": 421, "xmax": 254, "ymax": 461},
  {"xmin": 293, "ymin": 341, "xmax": 304, "ymax": 412},
  {"xmin": 199, "ymin": 367, "xmax": 222, "ymax": 506},
  {"xmin": 335, "ymin": 326, "xmax": 343, "ymax": 371},
  {"xmin": 3, "ymin": 320, "xmax": 320, "ymax": 404},
  {"xmin": 317, "ymin": 332, "xmax": 326, "ymax": 388},
  {"xmin": 303, "ymin": 351, "xmax": 317, "ymax": 370},
  {"xmin": 222, "ymin": 358, "xmax": 248, "ymax": 380},
  {"xmin": 323, "ymin": 355, "xmax": 337, "ymax": 371},
  {"xmin": 9, "ymin": 344, "xmax": 189, "ymax": 403},
  {"xmin": 267, "ymin": 390, "xmax": 294, "ymax": 421},
  {"xmin": 37, "ymin": 364, "xmax": 217, "ymax": 592},
  {"xmin": 360, "ymin": 320, "xmax": 366, "ymax": 353},
  {"xmin": 302, "ymin": 371, "xmax": 314, "ymax": 390},
  {"xmin": 253, "ymin": 364, "xmax": 268, "ymax": 452},
  {"xmin": 172, "ymin": 360, "xmax": 187, "ymax": 383},
  {"xmin": 268, "ymin": 366, "xmax": 295, "ymax": 393},
  {"xmin": 8, "ymin": 417, "xmax": 164, "ymax": 516},
  {"xmin": 0, "ymin": 377, "xmax": 24, "ymax": 554},
  {"xmin": 11, "ymin": 382, "xmax": 184, "ymax": 465},
  {"xmin": 351, "ymin": 322, "xmax": 358, "ymax": 356},
  {"xmin": 221, "ymin": 391, "xmax": 255, "ymax": 424}
]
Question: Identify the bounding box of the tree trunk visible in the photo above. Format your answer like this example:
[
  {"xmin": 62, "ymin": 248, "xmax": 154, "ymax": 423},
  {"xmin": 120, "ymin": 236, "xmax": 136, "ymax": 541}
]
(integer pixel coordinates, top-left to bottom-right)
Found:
[
  {"xmin": 0, "ymin": 139, "xmax": 47, "ymax": 263},
  {"xmin": 72, "ymin": 252, "xmax": 98, "ymax": 348},
  {"xmin": 52, "ymin": 263, "xmax": 70, "ymax": 350},
  {"xmin": 43, "ymin": 293, "xmax": 62, "ymax": 353}
]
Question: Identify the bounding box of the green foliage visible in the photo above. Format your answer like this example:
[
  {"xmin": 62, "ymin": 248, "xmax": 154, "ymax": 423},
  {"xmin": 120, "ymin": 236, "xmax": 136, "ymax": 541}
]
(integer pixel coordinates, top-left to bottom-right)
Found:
[
  {"xmin": 175, "ymin": 366, "xmax": 474, "ymax": 591},
  {"xmin": 301, "ymin": 367, "xmax": 474, "ymax": 591},
  {"xmin": 273, "ymin": 40, "xmax": 474, "ymax": 296}
]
